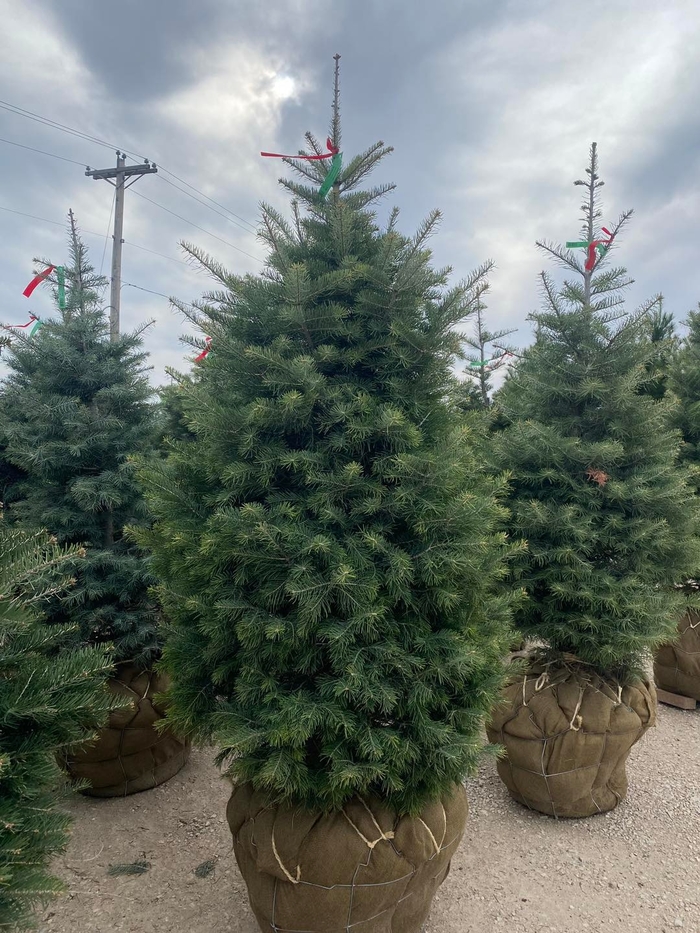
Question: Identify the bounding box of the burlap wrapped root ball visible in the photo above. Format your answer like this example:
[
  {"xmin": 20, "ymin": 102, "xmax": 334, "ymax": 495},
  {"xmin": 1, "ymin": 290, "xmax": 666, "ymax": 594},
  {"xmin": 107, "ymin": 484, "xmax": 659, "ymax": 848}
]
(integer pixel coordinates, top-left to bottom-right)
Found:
[
  {"xmin": 654, "ymin": 610, "xmax": 700, "ymax": 701},
  {"xmin": 63, "ymin": 664, "xmax": 190, "ymax": 797},
  {"xmin": 227, "ymin": 782, "xmax": 468, "ymax": 933},
  {"xmin": 486, "ymin": 666, "xmax": 656, "ymax": 818}
]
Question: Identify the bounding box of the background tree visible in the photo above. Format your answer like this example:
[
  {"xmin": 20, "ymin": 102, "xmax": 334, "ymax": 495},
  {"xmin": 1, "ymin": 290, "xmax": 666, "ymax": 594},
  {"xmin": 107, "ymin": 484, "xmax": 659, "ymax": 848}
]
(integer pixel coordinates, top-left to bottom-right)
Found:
[
  {"xmin": 487, "ymin": 143, "xmax": 700, "ymax": 819},
  {"xmin": 495, "ymin": 143, "xmax": 700, "ymax": 679},
  {"xmin": 0, "ymin": 214, "xmax": 159, "ymax": 667},
  {"xmin": 0, "ymin": 521, "xmax": 116, "ymax": 930},
  {"xmin": 639, "ymin": 298, "xmax": 677, "ymax": 402},
  {"xmin": 669, "ymin": 306, "xmax": 700, "ymax": 488},
  {"xmin": 460, "ymin": 277, "xmax": 516, "ymax": 409},
  {"xmin": 154, "ymin": 373, "xmax": 197, "ymax": 450}
]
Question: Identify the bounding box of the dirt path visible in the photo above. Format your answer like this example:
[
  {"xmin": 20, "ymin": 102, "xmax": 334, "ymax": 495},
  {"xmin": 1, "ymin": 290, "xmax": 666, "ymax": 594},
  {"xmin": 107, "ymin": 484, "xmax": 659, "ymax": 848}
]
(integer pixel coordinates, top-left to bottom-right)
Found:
[{"xmin": 42, "ymin": 703, "xmax": 699, "ymax": 933}]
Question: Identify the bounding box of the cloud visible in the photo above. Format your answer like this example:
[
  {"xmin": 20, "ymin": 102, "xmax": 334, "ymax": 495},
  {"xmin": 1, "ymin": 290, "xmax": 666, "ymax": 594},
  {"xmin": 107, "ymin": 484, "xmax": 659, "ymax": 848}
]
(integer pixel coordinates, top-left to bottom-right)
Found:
[{"xmin": 2, "ymin": 0, "xmax": 700, "ymax": 388}]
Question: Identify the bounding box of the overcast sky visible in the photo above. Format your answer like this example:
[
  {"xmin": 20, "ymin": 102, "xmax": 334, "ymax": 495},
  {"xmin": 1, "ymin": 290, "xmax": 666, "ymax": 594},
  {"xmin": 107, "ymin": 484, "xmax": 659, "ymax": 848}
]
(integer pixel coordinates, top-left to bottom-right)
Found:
[{"xmin": 2, "ymin": 0, "xmax": 700, "ymax": 386}]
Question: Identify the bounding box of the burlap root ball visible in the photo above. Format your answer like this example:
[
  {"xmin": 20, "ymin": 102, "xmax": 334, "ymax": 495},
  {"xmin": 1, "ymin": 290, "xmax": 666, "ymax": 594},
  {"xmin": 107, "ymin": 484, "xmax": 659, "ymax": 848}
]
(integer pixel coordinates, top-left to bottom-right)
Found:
[
  {"xmin": 63, "ymin": 664, "xmax": 190, "ymax": 797},
  {"xmin": 486, "ymin": 665, "xmax": 656, "ymax": 818},
  {"xmin": 654, "ymin": 610, "xmax": 700, "ymax": 702},
  {"xmin": 227, "ymin": 782, "xmax": 468, "ymax": 933}
]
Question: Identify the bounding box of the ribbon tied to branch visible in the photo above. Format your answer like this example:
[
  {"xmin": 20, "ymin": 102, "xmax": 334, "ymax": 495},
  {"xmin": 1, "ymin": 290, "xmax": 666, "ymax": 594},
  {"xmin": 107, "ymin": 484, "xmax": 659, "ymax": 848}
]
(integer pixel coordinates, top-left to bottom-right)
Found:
[
  {"xmin": 22, "ymin": 264, "xmax": 66, "ymax": 309},
  {"xmin": 566, "ymin": 227, "xmax": 614, "ymax": 271},
  {"xmin": 468, "ymin": 351, "xmax": 514, "ymax": 370},
  {"xmin": 194, "ymin": 336, "xmax": 212, "ymax": 362},
  {"xmin": 4, "ymin": 313, "xmax": 42, "ymax": 337},
  {"xmin": 261, "ymin": 136, "xmax": 342, "ymax": 200}
]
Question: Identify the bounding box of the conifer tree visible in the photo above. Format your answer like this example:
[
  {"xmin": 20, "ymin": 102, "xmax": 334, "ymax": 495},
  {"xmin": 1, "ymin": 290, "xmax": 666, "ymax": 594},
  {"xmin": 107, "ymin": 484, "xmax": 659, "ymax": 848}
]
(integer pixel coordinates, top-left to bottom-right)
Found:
[
  {"xmin": 669, "ymin": 307, "xmax": 700, "ymax": 486},
  {"xmin": 139, "ymin": 121, "xmax": 516, "ymax": 816},
  {"xmin": 0, "ymin": 435, "xmax": 26, "ymax": 513},
  {"xmin": 0, "ymin": 213, "xmax": 159, "ymax": 667},
  {"xmin": 155, "ymin": 375, "xmax": 197, "ymax": 448},
  {"xmin": 0, "ymin": 521, "xmax": 115, "ymax": 930},
  {"xmin": 0, "ymin": 334, "xmax": 27, "ymax": 513},
  {"xmin": 639, "ymin": 299, "xmax": 677, "ymax": 402},
  {"xmin": 460, "ymin": 281, "xmax": 516, "ymax": 409},
  {"xmin": 495, "ymin": 144, "xmax": 700, "ymax": 679}
]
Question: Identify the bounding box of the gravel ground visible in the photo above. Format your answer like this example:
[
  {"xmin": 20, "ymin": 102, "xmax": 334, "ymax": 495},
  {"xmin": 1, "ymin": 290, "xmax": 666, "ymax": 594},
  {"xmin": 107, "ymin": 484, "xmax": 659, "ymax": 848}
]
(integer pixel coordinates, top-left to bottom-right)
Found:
[{"xmin": 42, "ymin": 703, "xmax": 699, "ymax": 933}]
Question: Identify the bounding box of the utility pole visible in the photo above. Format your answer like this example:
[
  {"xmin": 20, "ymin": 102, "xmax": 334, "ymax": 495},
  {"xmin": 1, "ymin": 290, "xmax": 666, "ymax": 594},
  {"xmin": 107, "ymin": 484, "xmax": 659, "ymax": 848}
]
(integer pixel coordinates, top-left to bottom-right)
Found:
[{"xmin": 86, "ymin": 152, "xmax": 157, "ymax": 341}]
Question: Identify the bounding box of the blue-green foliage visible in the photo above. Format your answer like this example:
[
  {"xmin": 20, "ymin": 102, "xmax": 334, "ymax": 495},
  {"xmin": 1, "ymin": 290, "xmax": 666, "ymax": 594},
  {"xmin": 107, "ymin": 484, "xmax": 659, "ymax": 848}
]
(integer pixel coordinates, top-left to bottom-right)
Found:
[{"xmin": 0, "ymin": 219, "xmax": 159, "ymax": 666}]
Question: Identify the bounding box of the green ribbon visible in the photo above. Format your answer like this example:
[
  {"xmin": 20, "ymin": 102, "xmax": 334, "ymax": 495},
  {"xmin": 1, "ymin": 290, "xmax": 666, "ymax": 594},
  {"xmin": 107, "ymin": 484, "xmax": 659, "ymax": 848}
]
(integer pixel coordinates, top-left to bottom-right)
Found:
[
  {"xmin": 566, "ymin": 240, "xmax": 608, "ymax": 256},
  {"xmin": 29, "ymin": 319, "xmax": 42, "ymax": 337},
  {"xmin": 57, "ymin": 266, "xmax": 66, "ymax": 310},
  {"xmin": 469, "ymin": 356, "xmax": 498, "ymax": 368},
  {"xmin": 318, "ymin": 152, "xmax": 342, "ymax": 200}
]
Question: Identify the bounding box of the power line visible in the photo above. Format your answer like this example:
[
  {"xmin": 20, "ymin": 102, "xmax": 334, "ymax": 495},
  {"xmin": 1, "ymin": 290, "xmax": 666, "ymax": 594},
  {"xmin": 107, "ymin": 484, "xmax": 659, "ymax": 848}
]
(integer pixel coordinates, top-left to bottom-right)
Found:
[
  {"xmin": 122, "ymin": 282, "xmax": 201, "ymax": 314},
  {"xmin": 0, "ymin": 204, "xmax": 192, "ymax": 267},
  {"xmin": 0, "ymin": 125, "xmax": 265, "ymax": 264},
  {"xmin": 0, "ymin": 135, "xmax": 86, "ymax": 166},
  {"xmin": 122, "ymin": 282, "xmax": 171, "ymax": 300},
  {"xmin": 0, "ymin": 100, "xmax": 122, "ymax": 154},
  {"xmin": 0, "ymin": 204, "xmax": 104, "ymax": 235},
  {"xmin": 100, "ymin": 189, "xmax": 115, "ymax": 276},
  {"xmin": 156, "ymin": 169, "xmax": 258, "ymax": 231},
  {"xmin": 129, "ymin": 188, "xmax": 265, "ymax": 264},
  {"xmin": 0, "ymin": 98, "xmax": 260, "ymax": 232},
  {"xmin": 156, "ymin": 173, "xmax": 257, "ymax": 235},
  {"xmin": 119, "ymin": 240, "xmax": 192, "ymax": 267}
]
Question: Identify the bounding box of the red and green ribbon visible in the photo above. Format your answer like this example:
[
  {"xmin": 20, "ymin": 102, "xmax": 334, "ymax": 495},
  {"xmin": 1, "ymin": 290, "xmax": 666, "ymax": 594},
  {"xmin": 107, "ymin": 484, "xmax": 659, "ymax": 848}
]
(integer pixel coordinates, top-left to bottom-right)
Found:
[
  {"xmin": 261, "ymin": 136, "xmax": 339, "ymax": 161},
  {"xmin": 22, "ymin": 264, "xmax": 66, "ymax": 308},
  {"xmin": 566, "ymin": 227, "xmax": 614, "ymax": 271},
  {"xmin": 4, "ymin": 314, "xmax": 42, "ymax": 337},
  {"xmin": 261, "ymin": 136, "xmax": 342, "ymax": 199},
  {"xmin": 194, "ymin": 336, "xmax": 212, "ymax": 362}
]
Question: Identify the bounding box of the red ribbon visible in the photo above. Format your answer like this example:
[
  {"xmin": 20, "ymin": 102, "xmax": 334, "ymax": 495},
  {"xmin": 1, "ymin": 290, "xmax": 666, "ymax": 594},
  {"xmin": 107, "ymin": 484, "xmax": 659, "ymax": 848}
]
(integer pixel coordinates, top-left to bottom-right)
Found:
[
  {"xmin": 261, "ymin": 137, "xmax": 339, "ymax": 160},
  {"xmin": 22, "ymin": 265, "xmax": 55, "ymax": 298},
  {"xmin": 194, "ymin": 336, "xmax": 212, "ymax": 362},
  {"xmin": 5, "ymin": 314, "xmax": 38, "ymax": 329},
  {"xmin": 585, "ymin": 228, "xmax": 614, "ymax": 272}
]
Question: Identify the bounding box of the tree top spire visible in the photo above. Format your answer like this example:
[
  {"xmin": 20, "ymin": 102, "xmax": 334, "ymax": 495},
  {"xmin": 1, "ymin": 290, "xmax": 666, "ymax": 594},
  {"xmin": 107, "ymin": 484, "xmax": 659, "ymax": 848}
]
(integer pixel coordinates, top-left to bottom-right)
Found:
[{"xmin": 331, "ymin": 53, "xmax": 341, "ymax": 151}]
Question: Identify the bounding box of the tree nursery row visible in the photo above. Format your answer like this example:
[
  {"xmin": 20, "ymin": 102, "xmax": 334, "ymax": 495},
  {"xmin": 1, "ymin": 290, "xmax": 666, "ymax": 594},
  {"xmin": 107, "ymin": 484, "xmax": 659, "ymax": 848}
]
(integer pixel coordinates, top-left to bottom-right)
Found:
[{"xmin": 1, "ymin": 128, "xmax": 699, "ymax": 933}]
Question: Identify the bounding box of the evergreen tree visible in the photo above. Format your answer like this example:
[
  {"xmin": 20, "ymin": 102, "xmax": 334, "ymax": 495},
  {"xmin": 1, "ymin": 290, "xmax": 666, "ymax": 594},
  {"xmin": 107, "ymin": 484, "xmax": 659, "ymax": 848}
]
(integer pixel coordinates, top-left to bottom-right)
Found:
[
  {"xmin": 639, "ymin": 298, "xmax": 677, "ymax": 402},
  {"xmin": 460, "ymin": 280, "xmax": 516, "ymax": 409},
  {"xmin": 495, "ymin": 144, "xmax": 700, "ymax": 679},
  {"xmin": 0, "ymin": 213, "xmax": 159, "ymax": 667},
  {"xmin": 139, "ymin": 122, "xmax": 516, "ymax": 816},
  {"xmin": 155, "ymin": 374, "xmax": 197, "ymax": 449},
  {"xmin": 0, "ymin": 433, "xmax": 26, "ymax": 513},
  {"xmin": 0, "ymin": 336, "xmax": 28, "ymax": 513},
  {"xmin": 0, "ymin": 521, "xmax": 116, "ymax": 930},
  {"xmin": 669, "ymin": 307, "xmax": 700, "ymax": 490}
]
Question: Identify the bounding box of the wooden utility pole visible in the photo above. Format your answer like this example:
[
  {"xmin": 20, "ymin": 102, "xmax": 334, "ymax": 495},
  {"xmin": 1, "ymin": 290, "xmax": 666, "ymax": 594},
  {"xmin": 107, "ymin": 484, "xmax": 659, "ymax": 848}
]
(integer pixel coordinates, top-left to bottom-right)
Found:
[{"xmin": 86, "ymin": 152, "xmax": 157, "ymax": 341}]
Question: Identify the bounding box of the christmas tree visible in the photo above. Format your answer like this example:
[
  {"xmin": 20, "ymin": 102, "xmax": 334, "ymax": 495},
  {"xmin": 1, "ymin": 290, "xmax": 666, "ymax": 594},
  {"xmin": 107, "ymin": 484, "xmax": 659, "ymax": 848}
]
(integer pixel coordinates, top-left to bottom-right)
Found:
[
  {"xmin": 495, "ymin": 143, "xmax": 700, "ymax": 680},
  {"xmin": 138, "ymin": 106, "xmax": 516, "ymax": 819},
  {"xmin": 0, "ymin": 521, "xmax": 116, "ymax": 930},
  {"xmin": 0, "ymin": 212, "xmax": 159, "ymax": 667},
  {"xmin": 651, "ymin": 307, "xmax": 700, "ymax": 702},
  {"xmin": 486, "ymin": 143, "xmax": 700, "ymax": 819},
  {"xmin": 669, "ymin": 307, "xmax": 700, "ymax": 484},
  {"xmin": 155, "ymin": 375, "xmax": 197, "ymax": 448},
  {"xmin": 459, "ymin": 280, "xmax": 516, "ymax": 410},
  {"xmin": 639, "ymin": 299, "xmax": 677, "ymax": 402},
  {"xmin": 0, "ymin": 433, "xmax": 26, "ymax": 512}
]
